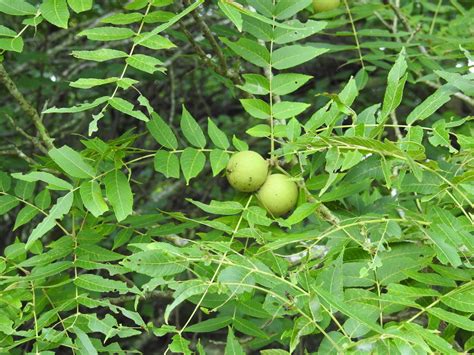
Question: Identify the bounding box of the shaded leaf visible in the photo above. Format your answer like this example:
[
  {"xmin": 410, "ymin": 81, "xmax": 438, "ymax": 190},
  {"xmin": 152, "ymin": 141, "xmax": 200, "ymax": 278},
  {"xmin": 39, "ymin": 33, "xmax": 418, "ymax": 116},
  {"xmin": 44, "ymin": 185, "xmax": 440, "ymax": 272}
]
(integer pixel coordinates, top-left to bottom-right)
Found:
[
  {"xmin": 0, "ymin": 195, "xmax": 19, "ymax": 215},
  {"xmin": 13, "ymin": 205, "xmax": 39, "ymax": 230}
]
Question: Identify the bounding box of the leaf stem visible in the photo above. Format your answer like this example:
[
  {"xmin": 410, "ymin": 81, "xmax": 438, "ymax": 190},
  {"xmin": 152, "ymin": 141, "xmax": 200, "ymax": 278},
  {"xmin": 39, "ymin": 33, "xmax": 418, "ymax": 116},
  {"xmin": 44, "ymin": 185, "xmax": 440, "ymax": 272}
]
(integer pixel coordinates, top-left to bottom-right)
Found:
[{"xmin": 343, "ymin": 0, "xmax": 365, "ymax": 69}]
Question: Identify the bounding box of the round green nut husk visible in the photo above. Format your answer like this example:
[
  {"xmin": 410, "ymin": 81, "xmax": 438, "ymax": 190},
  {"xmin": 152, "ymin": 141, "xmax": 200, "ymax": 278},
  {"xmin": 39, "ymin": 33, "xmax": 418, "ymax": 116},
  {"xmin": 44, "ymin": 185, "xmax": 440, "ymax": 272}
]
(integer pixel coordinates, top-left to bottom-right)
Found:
[
  {"xmin": 226, "ymin": 151, "xmax": 269, "ymax": 192},
  {"xmin": 313, "ymin": 0, "xmax": 341, "ymax": 12},
  {"xmin": 257, "ymin": 174, "xmax": 299, "ymax": 217}
]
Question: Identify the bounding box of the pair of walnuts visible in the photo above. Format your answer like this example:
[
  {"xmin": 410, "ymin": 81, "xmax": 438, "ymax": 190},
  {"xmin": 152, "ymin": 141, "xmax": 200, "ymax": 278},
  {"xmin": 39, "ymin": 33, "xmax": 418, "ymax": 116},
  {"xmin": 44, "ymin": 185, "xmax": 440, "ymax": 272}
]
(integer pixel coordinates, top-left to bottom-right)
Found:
[
  {"xmin": 224, "ymin": 2, "xmax": 341, "ymax": 216},
  {"xmin": 226, "ymin": 151, "xmax": 298, "ymax": 217}
]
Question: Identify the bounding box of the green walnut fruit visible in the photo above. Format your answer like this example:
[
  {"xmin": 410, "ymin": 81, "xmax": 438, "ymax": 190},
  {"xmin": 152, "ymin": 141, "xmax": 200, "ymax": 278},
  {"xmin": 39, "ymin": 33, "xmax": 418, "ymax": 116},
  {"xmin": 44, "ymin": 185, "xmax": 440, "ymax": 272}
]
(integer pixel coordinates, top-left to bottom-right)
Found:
[
  {"xmin": 257, "ymin": 174, "xmax": 298, "ymax": 216},
  {"xmin": 226, "ymin": 151, "xmax": 269, "ymax": 192},
  {"xmin": 313, "ymin": 0, "xmax": 341, "ymax": 12}
]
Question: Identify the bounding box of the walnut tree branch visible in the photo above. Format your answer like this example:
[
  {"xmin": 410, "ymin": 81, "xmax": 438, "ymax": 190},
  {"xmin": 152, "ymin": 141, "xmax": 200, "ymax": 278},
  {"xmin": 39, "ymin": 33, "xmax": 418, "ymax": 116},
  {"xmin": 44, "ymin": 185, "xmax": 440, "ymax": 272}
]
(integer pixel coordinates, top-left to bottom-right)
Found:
[
  {"xmin": 5, "ymin": 114, "xmax": 48, "ymax": 154},
  {"xmin": 0, "ymin": 64, "xmax": 54, "ymax": 150},
  {"xmin": 185, "ymin": 0, "xmax": 228, "ymax": 72},
  {"xmin": 179, "ymin": 21, "xmax": 249, "ymax": 97}
]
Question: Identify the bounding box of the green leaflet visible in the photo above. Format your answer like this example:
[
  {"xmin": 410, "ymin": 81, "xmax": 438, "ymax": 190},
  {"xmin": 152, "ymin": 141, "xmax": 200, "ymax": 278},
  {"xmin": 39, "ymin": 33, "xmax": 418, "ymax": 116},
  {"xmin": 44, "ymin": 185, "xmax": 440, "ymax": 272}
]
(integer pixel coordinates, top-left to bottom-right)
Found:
[
  {"xmin": 187, "ymin": 199, "xmax": 243, "ymax": 215},
  {"xmin": 222, "ymin": 37, "xmax": 270, "ymax": 68},
  {"xmin": 240, "ymin": 99, "xmax": 271, "ymax": 119},
  {"xmin": 75, "ymin": 274, "xmax": 141, "ymax": 295},
  {"xmin": 80, "ymin": 181, "xmax": 109, "ymax": 217},
  {"xmin": 104, "ymin": 170, "xmax": 134, "ymax": 222},
  {"xmin": 207, "ymin": 118, "xmax": 230, "ymax": 150},
  {"xmin": 0, "ymin": 195, "xmax": 19, "ymax": 215},
  {"xmin": 67, "ymin": 0, "xmax": 93, "ymax": 13},
  {"xmin": 180, "ymin": 106, "xmax": 206, "ymax": 148},
  {"xmin": 26, "ymin": 192, "xmax": 74, "ymax": 249},
  {"xmin": 406, "ymin": 85, "xmax": 457, "ymax": 124},
  {"xmin": 154, "ymin": 150, "xmax": 180, "ymax": 178},
  {"xmin": 272, "ymin": 46, "xmax": 329, "ymax": 70},
  {"xmin": 1, "ymin": 1, "xmax": 472, "ymax": 354},
  {"xmin": 380, "ymin": 48, "xmax": 407, "ymax": 121},
  {"xmin": 72, "ymin": 49, "xmax": 128, "ymax": 62},
  {"xmin": 108, "ymin": 97, "xmax": 149, "ymax": 121},
  {"xmin": 0, "ymin": 0, "xmax": 36, "ymax": 16},
  {"xmin": 78, "ymin": 27, "xmax": 135, "ymax": 41},
  {"xmin": 184, "ymin": 316, "xmax": 233, "ymax": 333},
  {"xmin": 122, "ymin": 249, "xmax": 187, "ymax": 277},
  {"xmin": 12, "ymin": 172, "xmax": 72, "ymax": 191},
  {"xmin": 180, "ymin": 148, "xmax": 206, "ymax": 184},
  {"xmin": 0, "ymin": 37, "xmax": 23, "ymax": 52},
  {"xmin": 147, "ymin": 113, "xmax": 178, "ymax": 150},
  {"xmin": 40, "ymin": 0, "xmax": 70, "ymax": 29},
  {"xmin": 49, "ymin": 145, "xmax": 95, "ymax": 179},
  {"xmin": 13, "ymin": 205, "xmax": 38, "ymax": 230},
  {"xmin": 218, "ymin": 1, "xmax": 242, "ymax": 31},
  {"xmin": 126, "ymin": 54, "xmax": 165, "ymax": 74},
  {"xmin": 169, "ymin": 334, "xmax": 192, "ymax": 355},
  {"xmin": 209, "ymin": 149, "xmax": 229, "ymax": 176},
  {"xmin": 225, "ymin": 327, "xmax": 245, "ymax": 355},
  {"xmin": 427, "ymin": 307, "xmax": 474, "ymax": 332}
]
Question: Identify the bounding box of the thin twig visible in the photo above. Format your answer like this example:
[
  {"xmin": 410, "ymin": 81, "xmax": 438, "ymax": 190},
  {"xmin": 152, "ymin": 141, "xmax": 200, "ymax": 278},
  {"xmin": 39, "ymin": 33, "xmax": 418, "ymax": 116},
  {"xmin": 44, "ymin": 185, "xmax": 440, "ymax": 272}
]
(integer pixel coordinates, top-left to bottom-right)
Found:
[
  {"xmin": 179, "ymin": 2, "xmax": 247, "ymax": 93},
  {"xmin": 179, "ymin": 22, "xmax": 221, "ymax": 72},
  {"xmin": 389, "ymin": 2, "xmax": 428, "ymax": 54},
  {"xmin": 179, "ymin": 21, "xmax": 249, "ymax": 96},
  {"xmin": 343, "ymin": 0, "xmax": 365, "ymax": 69},
  {"xmin": 0, "ymin": 64, "xmax": 54, "ymax": 150},
  {"xmin": 390, "ymin": 112, "xmax": 403, "ymax": 140},
  {"xmin": 169, "ymin": 64, "xmax": 177, "ymax": 123},
  {"xmin": 185, "ymin": 0, "xmax": 228, "ymax": 71},
  {"xmin": 5, "ymin": 114, "xmax": 48, "ymax": 154},
  {"xmin": 429, "ymin": 0, "xmax": 443, "ymax": 35},
  {"xmin": 0, "ymin": 147, "xmax": 37, "ymax": 165}
]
